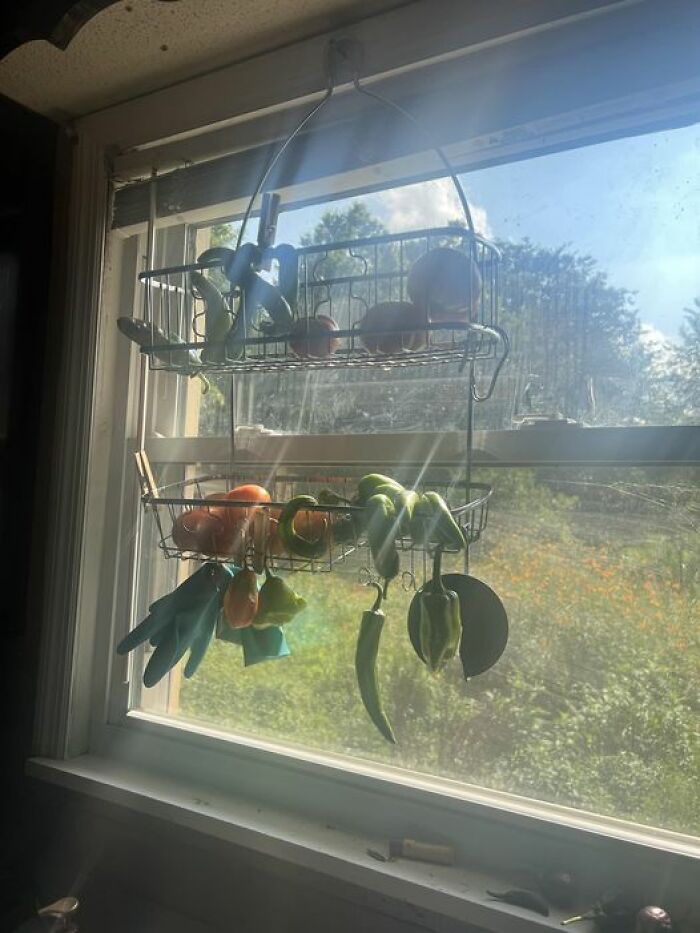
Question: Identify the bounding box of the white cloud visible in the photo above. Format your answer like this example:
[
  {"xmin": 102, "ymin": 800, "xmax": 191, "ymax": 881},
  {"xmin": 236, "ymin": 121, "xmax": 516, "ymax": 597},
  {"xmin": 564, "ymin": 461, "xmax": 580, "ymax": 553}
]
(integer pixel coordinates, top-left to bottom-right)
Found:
[
  {"xmin": 375, "ymin": 178, "xmax": 491, "ymax": 238},
  {"xmin": 640, "ymin": 322, "xmax": 676, "ymax": 371}
]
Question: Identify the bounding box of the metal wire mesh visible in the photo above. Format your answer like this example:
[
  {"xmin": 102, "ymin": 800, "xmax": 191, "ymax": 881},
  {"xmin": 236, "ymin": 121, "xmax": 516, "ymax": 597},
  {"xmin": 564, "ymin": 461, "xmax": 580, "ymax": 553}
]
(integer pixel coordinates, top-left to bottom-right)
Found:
[
  {"xmin": 135, "ymin": 227, "xmax": 502, "ymax": 374},
  {"xmin": 140, "ymin": 465, "xmax": 491, "ymax": 586}
]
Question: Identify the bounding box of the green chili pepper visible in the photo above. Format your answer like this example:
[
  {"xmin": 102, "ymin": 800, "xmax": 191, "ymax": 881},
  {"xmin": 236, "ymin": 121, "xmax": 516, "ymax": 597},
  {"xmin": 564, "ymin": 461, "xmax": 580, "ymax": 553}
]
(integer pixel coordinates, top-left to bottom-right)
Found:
[
  {"xmin": 357, "ymin": 473, "xmax": 404, "ymax": 503},
  {"xmin": 253, "ymin": 567, "xmax": 307, "ymax": 628},
  {"xmin": 190, "ymin": 271, "xmax": 235, "ymax": 363},
  {"xmin": 410, "ymin": 492, "xmax": 465, "ymax": 551},
  {"xmin": 419, "ymin": 547, "xmax": 461, "ymax": 672},
  {"xmin": 392, "ymin": 488, "xmax": 419, "ymax": 537},
  {"xmin": 355, "ymin": 583, "xmax": 396, "ymax": 744},
  {"xmin": 365, "ymin": 493, "xmax": 400, "ymax": 582}
]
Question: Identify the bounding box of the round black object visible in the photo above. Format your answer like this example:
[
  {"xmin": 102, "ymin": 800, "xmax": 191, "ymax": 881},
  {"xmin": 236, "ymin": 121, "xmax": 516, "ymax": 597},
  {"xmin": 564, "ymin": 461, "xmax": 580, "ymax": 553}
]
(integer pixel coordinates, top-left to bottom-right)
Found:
[{"xmin": 408, "ymin": 573, "xmax": 508, "ymax": 677}]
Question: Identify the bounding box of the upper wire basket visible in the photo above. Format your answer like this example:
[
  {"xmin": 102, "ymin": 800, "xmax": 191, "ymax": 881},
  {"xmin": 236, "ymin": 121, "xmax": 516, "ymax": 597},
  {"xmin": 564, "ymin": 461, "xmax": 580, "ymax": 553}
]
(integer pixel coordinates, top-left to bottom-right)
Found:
[
  {"xmin": 136, "ymin": 225, "xmax": 503, "ymax": 374},
  {"xmin": 125, "ymin": 38, "xmax": 507, "ymax": 378},
  {"xmin": 135, "ymin": 452, "xmax": 491, "ymax": 585}
]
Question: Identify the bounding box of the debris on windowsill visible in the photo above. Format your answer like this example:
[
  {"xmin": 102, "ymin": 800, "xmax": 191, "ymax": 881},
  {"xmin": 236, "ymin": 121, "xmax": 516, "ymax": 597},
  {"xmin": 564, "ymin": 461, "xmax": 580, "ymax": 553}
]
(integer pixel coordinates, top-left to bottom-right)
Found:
[
  {"xmin": 388, "ymin": 838, "xmax": 456, "ymax": 866},
  {"xmin": 488, "ymin": 889, "xmax": 550, "ymax": 916},
  {"xmin": 367, "ymin": 847, "xmax": 391, "ymax": 862}
]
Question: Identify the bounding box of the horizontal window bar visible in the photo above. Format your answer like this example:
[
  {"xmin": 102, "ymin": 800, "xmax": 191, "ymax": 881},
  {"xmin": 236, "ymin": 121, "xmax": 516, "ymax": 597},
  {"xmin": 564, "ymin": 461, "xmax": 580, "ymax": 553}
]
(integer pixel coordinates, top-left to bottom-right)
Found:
[{"xmin": 142, "ymin": 425, "xmax": 700, "ymax": 468}]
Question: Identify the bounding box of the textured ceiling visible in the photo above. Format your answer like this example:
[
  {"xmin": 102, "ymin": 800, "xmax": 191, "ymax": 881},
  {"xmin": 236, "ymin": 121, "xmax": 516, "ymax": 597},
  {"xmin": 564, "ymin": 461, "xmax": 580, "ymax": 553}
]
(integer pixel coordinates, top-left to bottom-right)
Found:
[{"xmin": 0, "ymin": 0, "xmax": 410, "ymax": 121}]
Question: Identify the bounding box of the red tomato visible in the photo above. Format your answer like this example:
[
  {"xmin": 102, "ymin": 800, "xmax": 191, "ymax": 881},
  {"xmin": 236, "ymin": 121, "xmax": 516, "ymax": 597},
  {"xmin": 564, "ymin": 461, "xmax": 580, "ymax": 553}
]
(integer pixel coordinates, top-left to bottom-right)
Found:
[
  {"xmin": 407, "ymin": 247, "xmax": 482, "ymax": 323},
  {"xmin": 171, "ymin": 508, "xmax": 234, "ymax": 556},
  {"xmin": 289, "ymin": 315, "xmax": 341, "ymax": 359},
  {"xmin": 359, "ymin": 301, "xmax": 427, "ymax": 355}
]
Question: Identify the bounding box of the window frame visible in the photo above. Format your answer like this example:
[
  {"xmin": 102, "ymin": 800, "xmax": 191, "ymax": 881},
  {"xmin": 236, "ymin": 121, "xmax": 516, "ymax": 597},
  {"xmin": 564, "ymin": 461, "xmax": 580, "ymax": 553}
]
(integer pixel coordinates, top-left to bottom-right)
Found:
[{"xmin": 32, "ymin": 0, "xmax": 700, "ymax": 911}]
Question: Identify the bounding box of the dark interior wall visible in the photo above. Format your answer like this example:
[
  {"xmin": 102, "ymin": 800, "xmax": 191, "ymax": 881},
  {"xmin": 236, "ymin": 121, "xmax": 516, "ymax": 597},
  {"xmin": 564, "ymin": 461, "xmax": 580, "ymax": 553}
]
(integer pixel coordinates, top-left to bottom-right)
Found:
[
  {"xmin": 0, "ymin": 93, "xmax": 64, "ymax": 930},
  {"xmin": 0, "ymin": 86, "xmax": 460, "ymax": 933},
  {"xmin": 29, "ymin": 783, "xmax": 481, "ymax": 933}
]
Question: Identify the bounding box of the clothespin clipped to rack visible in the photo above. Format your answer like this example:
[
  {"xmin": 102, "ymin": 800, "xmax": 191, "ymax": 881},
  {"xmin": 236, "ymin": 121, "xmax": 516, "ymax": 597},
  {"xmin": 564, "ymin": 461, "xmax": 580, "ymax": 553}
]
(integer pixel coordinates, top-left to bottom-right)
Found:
[{"xmin": 258, "ymin": 192, "xmax": 281, "ymax": 254}]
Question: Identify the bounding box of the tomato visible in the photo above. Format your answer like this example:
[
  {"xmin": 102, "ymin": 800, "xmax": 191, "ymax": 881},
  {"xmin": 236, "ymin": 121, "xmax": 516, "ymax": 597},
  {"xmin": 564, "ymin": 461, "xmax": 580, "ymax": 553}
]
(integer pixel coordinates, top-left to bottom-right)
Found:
[
  {"xmin": 171, "ymin": 508, "xmax": 234, "ymax": 557},
  {"xmin": 225, "ymin": 484, "xmax": 271, "ymax": 504},
  {"xmin": 359, "ymin": 301, "xmax": 427, "ymax": 355},
  {"xmin": 289, "ymin": 315, "xmax": 341, "ymax": 359},
  {"xmin": 407, "ymin": 247, "xmax": 482, "ymax": 323},
  {"xmin": 205, "ymin": 484, "xmax": 271, "ymax": 537}
]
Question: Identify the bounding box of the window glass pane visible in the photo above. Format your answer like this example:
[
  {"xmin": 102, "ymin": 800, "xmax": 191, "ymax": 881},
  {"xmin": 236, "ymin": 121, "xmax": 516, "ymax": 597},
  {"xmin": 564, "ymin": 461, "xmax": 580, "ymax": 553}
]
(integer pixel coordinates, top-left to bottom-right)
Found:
[
  {"xmin": 133, "ymin": 465, "xmax": 700, "ymax": 837},
  {"xmin": 170, "ymin": 120, "xmax": 700, "ymax": 437}
]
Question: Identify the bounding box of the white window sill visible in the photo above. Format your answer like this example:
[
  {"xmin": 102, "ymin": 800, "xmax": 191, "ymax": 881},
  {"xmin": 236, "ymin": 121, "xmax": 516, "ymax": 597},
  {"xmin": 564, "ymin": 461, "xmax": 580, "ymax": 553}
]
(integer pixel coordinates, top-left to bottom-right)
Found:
[{"xmin": 28, "ymin": 753, "xmax": 580, "ymax": 933}]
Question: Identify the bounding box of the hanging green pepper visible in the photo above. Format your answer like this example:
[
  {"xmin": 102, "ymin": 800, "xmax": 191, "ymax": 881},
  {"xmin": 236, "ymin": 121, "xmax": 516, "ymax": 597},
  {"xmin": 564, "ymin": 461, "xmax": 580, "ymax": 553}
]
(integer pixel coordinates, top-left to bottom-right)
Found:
[
  {"xmin": 190, "ymin": 271, "xmax": 235, "ymax": 363},
  {"xmin": 365, "ymin": 493, "xmax": 400, "ymax": 582},
  {"xmin": 253, "ymin": 567, "xmax": 307, "ymax": 628},
  {"xmin": 392, "ymin": 488, "xmax": 419, "ymax": 537},
  {"xmin": 410, "ymin": 492, "xmax": 465, "ymax": 551},
  {"xmin": 355, "ymin": 583, "xmax": 396, "ymax": 744},
  {"xmin": 419, "ymin": 547, "xmax": 461, "ymax": 672}
]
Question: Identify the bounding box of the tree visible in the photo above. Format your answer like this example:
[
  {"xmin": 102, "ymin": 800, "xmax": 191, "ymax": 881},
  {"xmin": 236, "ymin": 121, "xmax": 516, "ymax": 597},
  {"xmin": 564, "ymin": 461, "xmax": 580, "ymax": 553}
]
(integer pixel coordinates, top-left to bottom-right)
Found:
[
  {"xmin": 300, "ymin": 203, "xmax": 386, "ymax": 246},
  {"xmin": 674, "ymin": 299, "xmax": 700, "ymax": 422},
  {"xmin": 199, "ymin": 201, "xmax": 674, "ymax": 434}
]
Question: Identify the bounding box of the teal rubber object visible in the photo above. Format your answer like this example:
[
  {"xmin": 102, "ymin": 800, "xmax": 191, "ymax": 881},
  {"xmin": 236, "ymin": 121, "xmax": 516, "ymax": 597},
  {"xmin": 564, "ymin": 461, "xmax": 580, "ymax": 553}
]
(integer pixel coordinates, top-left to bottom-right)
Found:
[{"xmin": 242, "ymin": 626, "xmax": 291, "ymax": 666}]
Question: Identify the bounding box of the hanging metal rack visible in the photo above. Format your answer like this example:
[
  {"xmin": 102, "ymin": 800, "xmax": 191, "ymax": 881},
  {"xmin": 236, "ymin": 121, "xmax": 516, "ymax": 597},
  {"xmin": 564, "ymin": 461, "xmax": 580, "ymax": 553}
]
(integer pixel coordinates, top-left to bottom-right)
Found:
[{"xmin": 129, "ymin": 37, "xmax": 510, "ymax": 586}]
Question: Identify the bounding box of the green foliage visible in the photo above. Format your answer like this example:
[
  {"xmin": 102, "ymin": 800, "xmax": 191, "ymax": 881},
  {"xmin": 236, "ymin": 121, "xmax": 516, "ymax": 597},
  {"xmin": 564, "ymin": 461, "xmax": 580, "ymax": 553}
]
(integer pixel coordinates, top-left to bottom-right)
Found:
[
  {"xmin": 674, "ymin": 299, "xmax": 700, "ymax": 422},
  {"xmin": 175, "ymin": 468, "xmax": 700, "ymax": 836},
  {"xmin": 300, "ymin": 203, "xmax": 386, "ymax": 246},
  {"xmin": 178, "ymin": 201, "xmax": 700, "ymax": 836},
  {"xmin": 201, "ymin": 202, "xmax": 687, "ymax": 435}
]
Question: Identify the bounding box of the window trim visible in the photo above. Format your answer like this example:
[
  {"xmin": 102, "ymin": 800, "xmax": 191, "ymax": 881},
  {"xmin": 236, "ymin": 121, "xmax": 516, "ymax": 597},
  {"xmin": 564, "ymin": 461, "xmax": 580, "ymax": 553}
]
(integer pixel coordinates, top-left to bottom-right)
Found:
[{"xmin": 33, "ymin": 2, "xmax": 700, "ymax": 909}]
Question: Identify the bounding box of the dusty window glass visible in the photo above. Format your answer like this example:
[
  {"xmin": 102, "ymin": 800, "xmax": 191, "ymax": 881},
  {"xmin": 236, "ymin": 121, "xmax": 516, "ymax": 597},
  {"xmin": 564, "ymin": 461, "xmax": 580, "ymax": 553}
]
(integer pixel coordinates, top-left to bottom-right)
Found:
[
  {"xmin": 126, "ymin": 121, "xmax": 700, "ymax": 838},
  {"xmin": 179, "ymin": 121, "xmax": 700, "ymax": 436},
  {"xmin": 134, "ymin": 465, "xmax": 700, "ymax": 837}
]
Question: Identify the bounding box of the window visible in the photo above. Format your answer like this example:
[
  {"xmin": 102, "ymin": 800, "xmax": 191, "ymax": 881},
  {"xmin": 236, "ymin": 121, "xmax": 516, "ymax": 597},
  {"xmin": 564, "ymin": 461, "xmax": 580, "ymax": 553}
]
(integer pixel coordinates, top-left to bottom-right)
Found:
[
  {"xmin": 35, "ymin": 4, "xmax": 700, "ymax": 897},
  {"xmin": 112, "ymin": 121, "xmax": 700, "ymax": 841}
]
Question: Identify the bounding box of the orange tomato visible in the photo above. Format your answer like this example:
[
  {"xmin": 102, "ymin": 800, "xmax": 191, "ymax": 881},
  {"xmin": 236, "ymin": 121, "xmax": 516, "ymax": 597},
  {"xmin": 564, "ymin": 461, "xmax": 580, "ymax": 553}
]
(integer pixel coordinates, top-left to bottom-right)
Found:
[
  {"xmin": 206, "ymin": 485, "xmax": 271, "ymax": 540},
  {"xmin": 224, "ymin": 484, "xmax": 271, "ymax": 504}
]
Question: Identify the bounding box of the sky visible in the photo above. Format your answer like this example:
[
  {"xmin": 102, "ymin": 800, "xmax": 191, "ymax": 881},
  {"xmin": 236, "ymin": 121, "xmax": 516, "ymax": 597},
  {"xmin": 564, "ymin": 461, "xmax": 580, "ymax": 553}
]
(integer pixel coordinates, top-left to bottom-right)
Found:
[{"xmin": 270, "ymin": 121, "xmax": 700, "ymax": 341}]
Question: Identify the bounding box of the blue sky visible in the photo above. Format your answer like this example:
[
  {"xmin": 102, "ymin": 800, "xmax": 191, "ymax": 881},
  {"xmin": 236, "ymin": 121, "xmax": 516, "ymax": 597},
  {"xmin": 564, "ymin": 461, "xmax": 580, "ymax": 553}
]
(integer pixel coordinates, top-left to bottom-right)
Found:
[{"xmin": 271, "ymin": 121, "xmax": 700, "ymax": 341}]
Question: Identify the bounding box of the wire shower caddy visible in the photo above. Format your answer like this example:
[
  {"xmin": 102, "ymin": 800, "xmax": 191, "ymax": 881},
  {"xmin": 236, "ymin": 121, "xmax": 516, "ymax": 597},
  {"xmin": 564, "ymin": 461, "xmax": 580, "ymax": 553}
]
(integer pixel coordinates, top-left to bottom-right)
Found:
[
  {"xmin": 126, "ymin": 37, "xmax": 511, "ymax": 588},
  {"xmin": 137, "ymin": 225, "xmax": 504, "ymax": 374}
]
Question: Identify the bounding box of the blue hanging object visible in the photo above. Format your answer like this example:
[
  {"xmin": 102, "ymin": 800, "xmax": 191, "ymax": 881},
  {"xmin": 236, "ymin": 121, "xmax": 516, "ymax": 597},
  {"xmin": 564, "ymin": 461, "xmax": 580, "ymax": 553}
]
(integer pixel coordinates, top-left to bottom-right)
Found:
[
  {"xmin": 242, "ymin": 626, "xmax": 291, "ymax": 666},
  {"xmin": 217, "ymin": 622, "xmax": 291, "ymax": 666},
  {"xmin": 117, "ymin": 563, "xmax": 236, "ymax": 686}
]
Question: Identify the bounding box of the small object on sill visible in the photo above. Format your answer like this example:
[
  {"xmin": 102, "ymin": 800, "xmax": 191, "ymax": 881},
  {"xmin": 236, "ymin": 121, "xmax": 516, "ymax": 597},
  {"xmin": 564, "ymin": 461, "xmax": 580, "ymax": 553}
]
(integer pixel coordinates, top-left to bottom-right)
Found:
[
  {"xmin": 367, "ymin": 848, "xmax": 391, "ymax": 862},
  {"xmin": 388, "ymin": 838, "xmax": 455, "ymax": 866},
  {"xmin": 635, "ymin": 908, "xmax": 673, "ymax": 933},
  {"xmin": 517, "ymin": 414, "xmax": 581, "ymax": 430},
  {"xmin": 487, "ymin": 889, "xmax": 550, "ymax": 916},
  {"xmin": 562, "ymin": 893, "xmax": 636, "ymax": 932}
]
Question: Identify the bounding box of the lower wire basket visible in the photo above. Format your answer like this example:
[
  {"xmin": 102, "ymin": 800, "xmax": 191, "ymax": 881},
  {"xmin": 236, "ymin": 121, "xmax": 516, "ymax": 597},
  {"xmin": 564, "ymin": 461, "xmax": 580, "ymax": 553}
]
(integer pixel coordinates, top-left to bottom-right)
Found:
[{"xmin": 136, "ymin": 454, "xmax": 491, "ymax": 584}]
